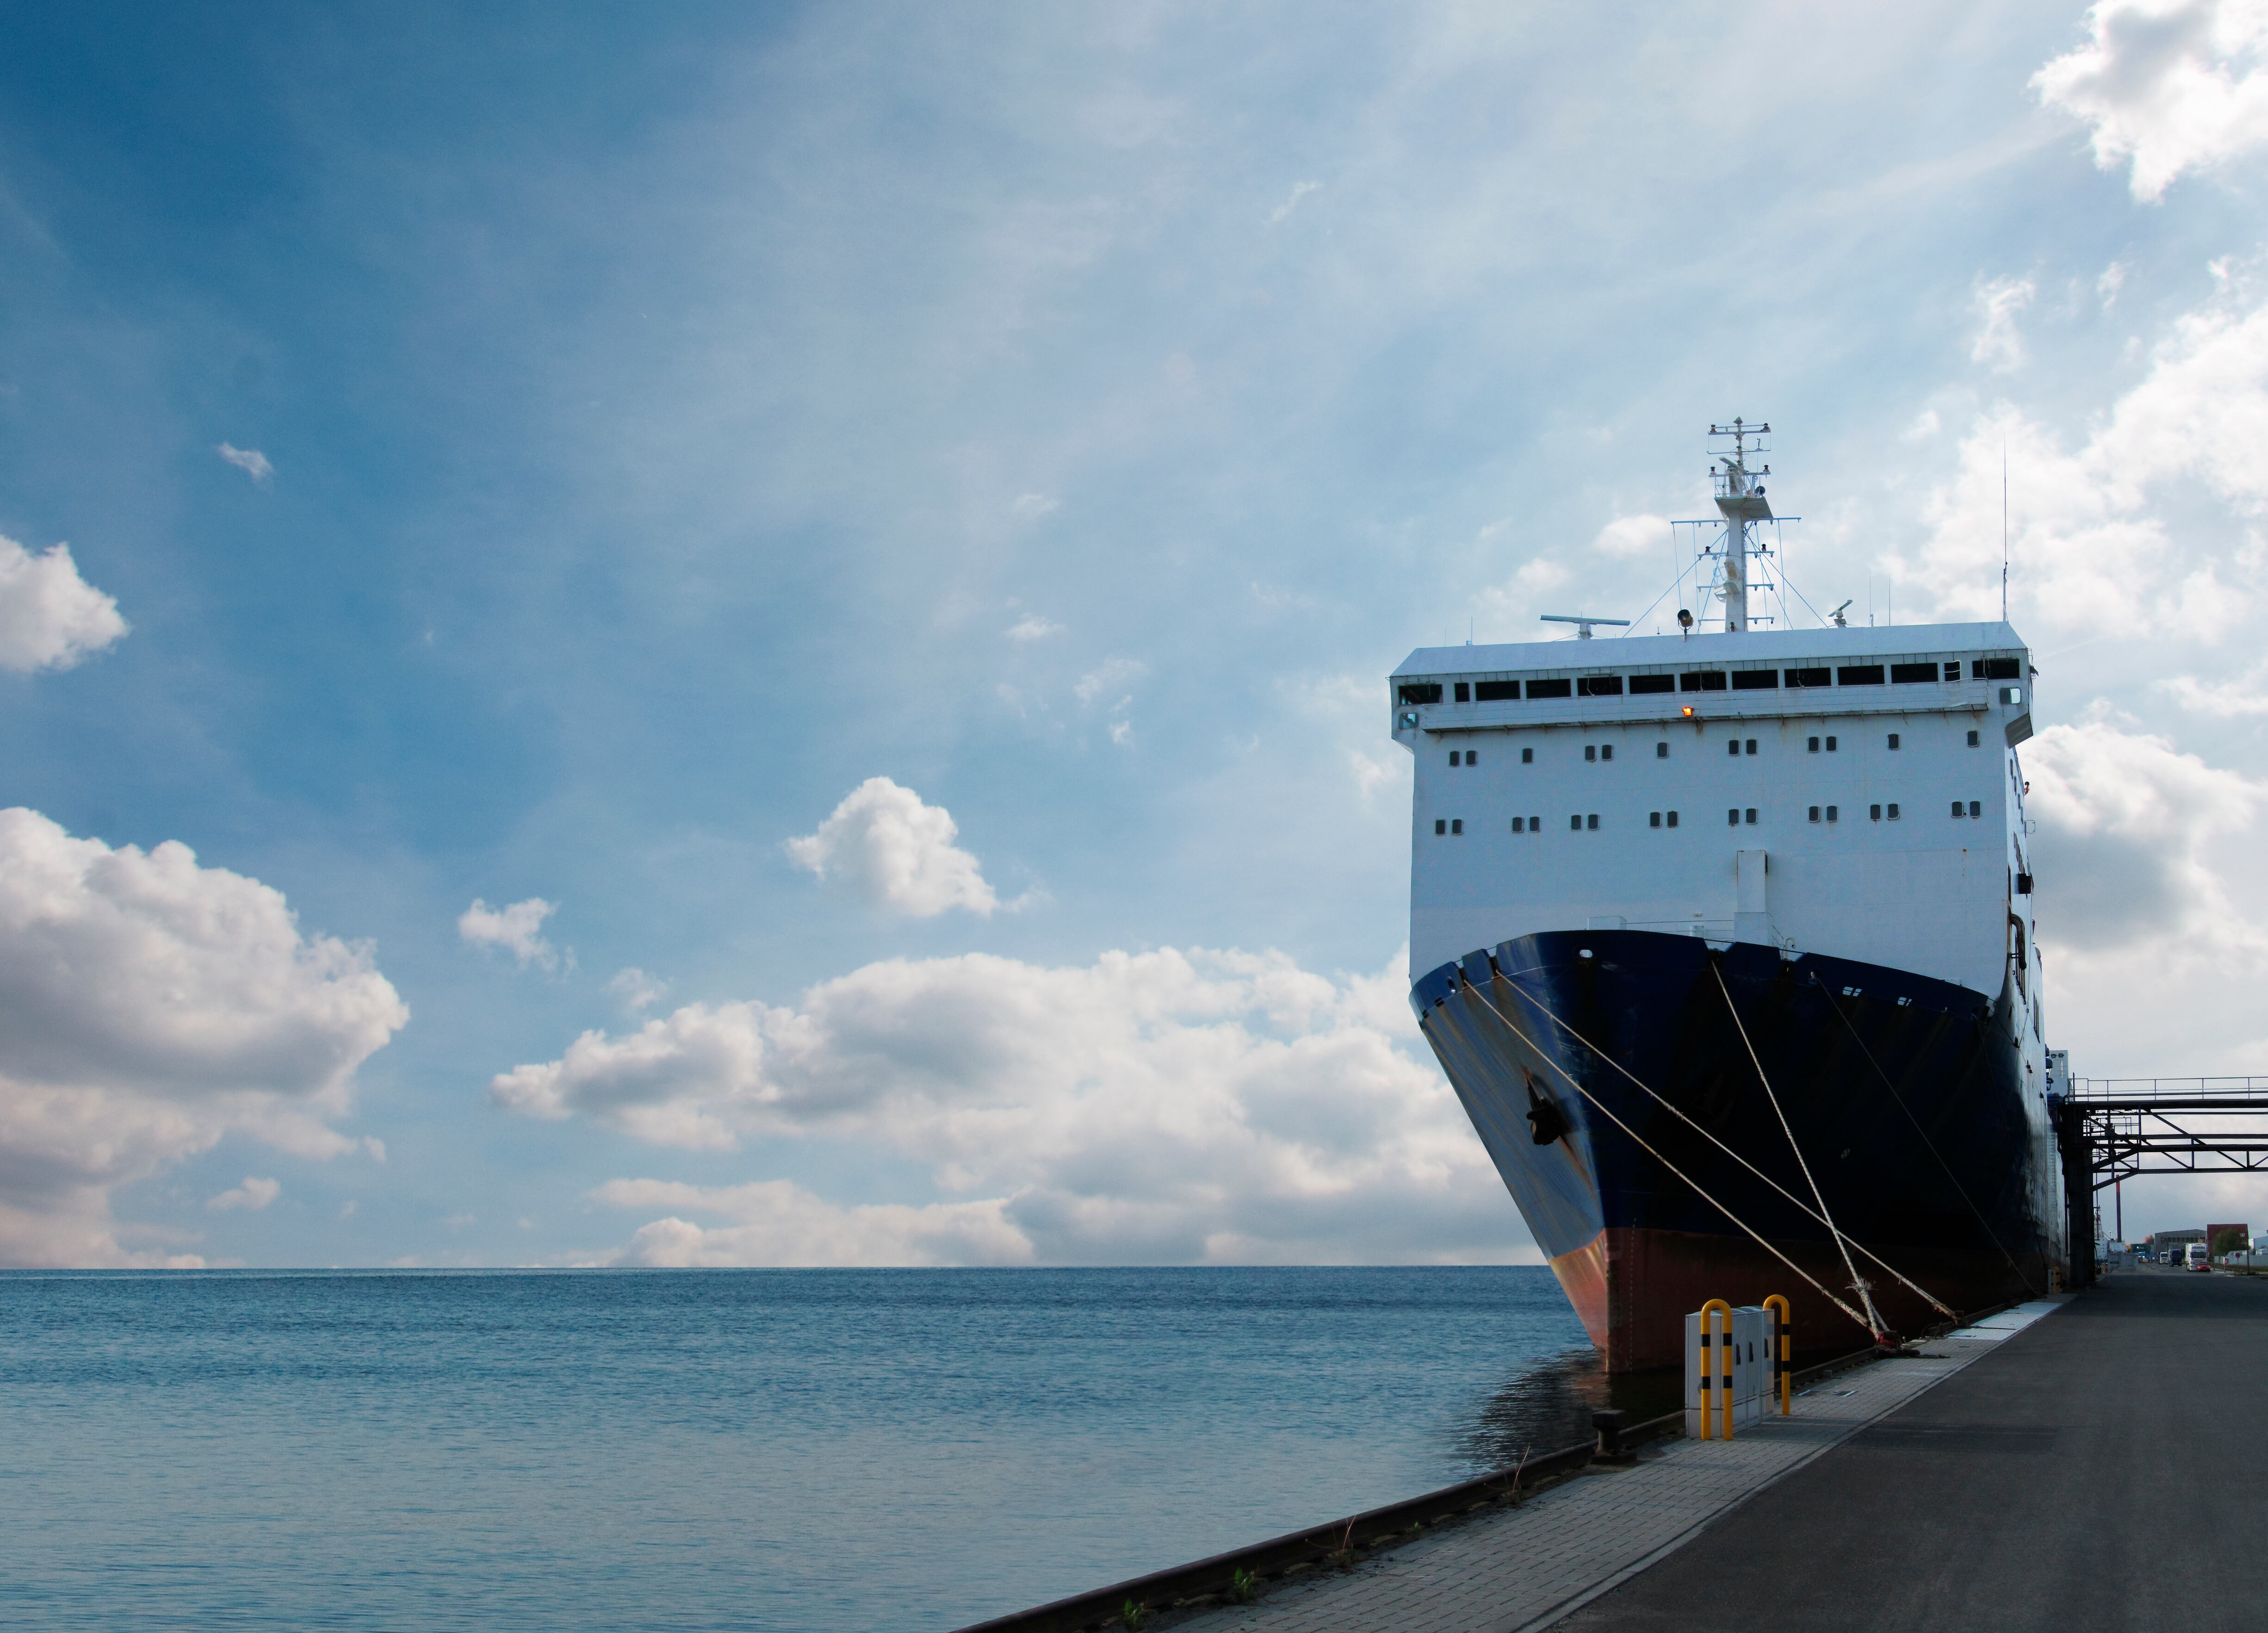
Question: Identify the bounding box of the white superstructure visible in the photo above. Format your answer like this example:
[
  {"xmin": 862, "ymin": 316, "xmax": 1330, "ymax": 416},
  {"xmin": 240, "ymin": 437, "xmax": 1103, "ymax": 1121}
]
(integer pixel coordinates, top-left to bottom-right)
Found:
[{"xmin": 1391, "ymin": 621, "xmax": 2042, "ymax": 1056}]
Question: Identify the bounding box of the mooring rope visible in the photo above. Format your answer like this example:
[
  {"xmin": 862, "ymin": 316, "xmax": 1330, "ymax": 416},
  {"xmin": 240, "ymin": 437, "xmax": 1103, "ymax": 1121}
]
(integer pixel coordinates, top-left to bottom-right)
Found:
[
  {"xmin": 1809, "ymin": 973, "xmax": 2043, "ymax": 1297},
  {"xmin": 1434, "ymin": 981, "xmax": 1876, "ymax": 1337},
  {"xmin": 1711, "ymin": 961, "xmax": 1889, "ymax": 1341},
  {"xmin": 1495, "ymin": 968, "xmax": 1957, "ymax": 1322}
]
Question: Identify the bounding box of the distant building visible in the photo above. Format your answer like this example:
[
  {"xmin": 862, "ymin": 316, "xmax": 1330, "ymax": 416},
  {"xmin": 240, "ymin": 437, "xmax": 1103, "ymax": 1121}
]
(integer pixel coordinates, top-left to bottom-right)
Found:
[{"xmin": 2208, "ymin": 1223, "xmax": 2251, "ymax": 1258}]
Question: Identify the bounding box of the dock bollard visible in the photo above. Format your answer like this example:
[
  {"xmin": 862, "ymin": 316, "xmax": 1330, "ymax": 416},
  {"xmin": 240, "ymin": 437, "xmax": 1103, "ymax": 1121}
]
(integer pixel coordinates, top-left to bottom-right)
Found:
[
  {"xmin": 1762, "ymin": 1294, "xmax": 1791, "ymax": 1416},
  {"xmin": 1593, "ymin": 1409, "xmax": 1631, "ymax": 1463}
]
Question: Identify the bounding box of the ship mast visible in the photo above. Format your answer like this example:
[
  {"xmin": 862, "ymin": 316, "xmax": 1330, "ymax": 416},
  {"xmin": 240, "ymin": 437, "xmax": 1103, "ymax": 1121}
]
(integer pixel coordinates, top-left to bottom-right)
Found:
[{"xmin": 1710, "ymin": 419, "xmax": 1773, "ymax": 633}]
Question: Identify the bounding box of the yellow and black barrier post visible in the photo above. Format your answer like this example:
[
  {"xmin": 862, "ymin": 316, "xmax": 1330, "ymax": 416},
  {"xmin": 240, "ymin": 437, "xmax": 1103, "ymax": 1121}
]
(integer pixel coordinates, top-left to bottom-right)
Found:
[
  {"xmin": 1697, "ymin": 1297, "xmax": 1733, "ymax": 1440},
  {"xmin": 1762, "ymin": 1293, "xmax": 1791, "ymax": 1416}
]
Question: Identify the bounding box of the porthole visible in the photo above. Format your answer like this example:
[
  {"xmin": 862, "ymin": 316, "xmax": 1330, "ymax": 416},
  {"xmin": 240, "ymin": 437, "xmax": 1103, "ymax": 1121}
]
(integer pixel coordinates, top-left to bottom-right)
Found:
[
  {"xmin": 1569, "ymin": 814, "xmax": 1581, "ymax": 832},
  {"xmin": 1650, "ymin": 812, "xmax": 1662, "ymax": 828},
  {"xmin": 1586, "ymin": 813, "xmax": 1599, "ymax": 830},
  {"xmin": 1826, "ymin": 806, "xmax": 1839, "ymax": 823},
  {"xmin": 1655, "ymin": 741, "xmax": 1668, "ymax": 758},
  {"xmin": 1951, "ymin": 801, "xmax": 1964, "ymax": 819},
  {"xmin": 1809, "ymin": 806, "xmax": 1821, "ymax": 822},
  {"xmin": 1450, "ymin": 751, "xmax": 1462, "ymax": 766},
  {"xmin": 1869, "ymin": 804, "xmax": 1882, "ymax": 821},
  {"xmin": 1727, "ymin": 808, "xmax": 1740, "ymax": 826},
  {"xmin": 1601, "ymin": 744, "xmax": 1614, "ymax": 761},
  {"xmin": 1970, "ymin": 800, "xmax": 1982, "ymax": 818},
  {"xmin": 1585, "ymin": 745, "xmax": 1597, "ymax": 763},
  {"xmin": 1887, "ymin": 733, "xmax": 1901, "ymax": 750},
  {"xmin": 1512, "ymin": 816, "xmax": 1524, "ymax": 833},
  {"xmin": 1451, "ymin": 819, "xmax": 1463, "ymax": 835},
  {"xmin": 1888, "ymin": 803, "xmax": 1901, "ymax": 820},
  {"xmin": 1808, "ymin": 737, "xmax": 1820, "ymax": 753},
  {"xmin": 1726, "ymin": 739, "xmax": 1740, "ymax": 757},
  {"xmin": 1826, "ymin": 736, "xmax": 1838, "ymax": 751},
  {"xmin": 1435, "ymin": 819, "xmax": 1446, "ymax": 835},
  {"xmin": 1745, "ymin": 808, "xmax": 1758, "ymax": 824},
  {"xmin": 1667, "ymin": 811, "xmax": 1679, "ymax": 828},
  {"xmin": 1522, "ymin": 747, "xmax": 1534, "ymax": 764},
  {"xmin": 1966, "ymin": 730, "xmax": 1980, "ymax": 747},
  {"xmin": 1745, "ymin": 739, "xmax": 1758, "ymax": 755}
]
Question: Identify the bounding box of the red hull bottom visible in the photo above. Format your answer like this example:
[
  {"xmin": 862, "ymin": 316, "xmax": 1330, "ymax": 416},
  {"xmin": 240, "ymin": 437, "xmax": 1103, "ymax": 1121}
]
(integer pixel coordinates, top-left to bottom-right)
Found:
[{"xmin": 1549, "ymin": 1226, "xmax": 2040, "ymax": 1372}]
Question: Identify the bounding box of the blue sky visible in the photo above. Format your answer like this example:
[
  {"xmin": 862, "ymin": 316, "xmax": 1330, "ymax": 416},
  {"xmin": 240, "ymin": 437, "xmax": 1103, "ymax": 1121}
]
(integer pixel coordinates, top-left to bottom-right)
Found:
[{"xmin": 4, "ymin": 0, "xmax": 2267, "ymax": 1267}]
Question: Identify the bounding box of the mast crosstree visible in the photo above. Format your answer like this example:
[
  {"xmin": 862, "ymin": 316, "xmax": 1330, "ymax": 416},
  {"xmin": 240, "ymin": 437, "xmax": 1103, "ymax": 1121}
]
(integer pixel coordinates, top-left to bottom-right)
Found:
[{"xmin": 1709, "ymin": 418, "xmax": 1772, "ymax": 633}]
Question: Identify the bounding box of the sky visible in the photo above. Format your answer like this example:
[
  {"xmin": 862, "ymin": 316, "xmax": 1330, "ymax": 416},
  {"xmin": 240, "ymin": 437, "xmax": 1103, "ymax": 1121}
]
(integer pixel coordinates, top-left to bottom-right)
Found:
[{"xmin": 3, "ymin": 0, "xmax": 2268, "ymax": 1268}]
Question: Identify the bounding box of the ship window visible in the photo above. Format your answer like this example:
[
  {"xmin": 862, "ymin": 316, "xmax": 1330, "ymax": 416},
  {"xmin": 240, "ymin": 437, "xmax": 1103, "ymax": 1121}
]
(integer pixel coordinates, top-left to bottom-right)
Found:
[
  {"xmin": 1650, "ymin": 811, "xmax": 1661, "ymax": 828},
  {"xmin": 1511, "ymin": 817, "xmax": 1523, "ymax": 832},
  {"xmin": 1887, "ymin": 733, "xmax": 1901, "ymax": 750},
  {"xmin": 1975, "ymin": 658, "xmax": 2020, "ymax": 680},
  {"xmin": 1826, "ymin": 735, "xmax": 1838, "ymax": 751},
  {"xmin": 1630, "ymin": 674, "xmax": 1674, "ymax": 694},
  {"xmin": 1399, "ymin": 683, "xmax": 1442, "ymax": 705},
  {"xmin": 1449, "ymin": 751, "xmax": 1461, "ymax": 766},
  {"xmin": 1808, "ymin": 736, "xmax": 1820, "ymax": 752},
  {"xmin": 1967, "ymin": 730, "xmax": 1980, "ymax": 747},
  {"xmin": 1888, "ymin": 802, "xmax": 1901, "ymax": 820},
  {"xmin": 1467, "ymin": 750, "xmax": 1478, "ymax": 765},
  {"xmin": 1529, "ymin": 813, "xmax": 1540, "ymax": 831},
  {"xmin": 1667, "ymin": 810, "xmax": 1679, "ymax": 827},
  {"xmin": 1475, "ymin": 680, "xmax": 1520, "ymax": 702},
  {"xmin": 1454, "ymin": 682, "xmax": 1471, "ymax": 702},
  {"xmin": 1585, "ymin": 745, "xmax": 1597, "ymax": 762},
  {"xmin": 1945, "ymin": 662, "xmax": 1961, "ymax": 681},
  {"xmin": 1731, "ymin": 670, "xmax": 1778, "ymax": 690},
  {"xmin": 1870, "ymin": 804, "xmax": 1882, "ymax": 821},
  {"xmin": 1527, "ymin": 678, "xmax": 1572, "ymax": 699},
  {"xmin": 1745, "ymin": 808, "xmax": 1758, "ymax": 824},
  {"xmin": 1838, "ymin": 664, "xmax": 1885, "ymax": 685},
  {"xmin": 1785, "ymin": 667, "xmax": 1831, "ymax": 688},
  {"xmin": 1951, "ymin": 801, "xmax": 1964, "ymax": 818},
  {"xmin": 1890, "ymin": 662, "xmax": 1938, "ymax": 683},
  {"xmin": 1727, "ymin": 739, "xmax": 1741, "ymax": 757},
  {"xmin": 1587, "ymin": 813, "xmax": 1599, "ymax": 830},
  {"xmin": 1451, "ymin": 819, "xmax": 1463, "ymax": 834},
  {"xmin": 1727, "ymin": 808, "xmax": 1740, "ymax": 826},
  {"xmin": 1570, "ymin": 814, "xmax": 1582, "ymax": 831},
  {"xmin": 1578, "ymin": 675, "xmax": 1624, "ymax": 696},
  {"xmin": 1601, "ymin": 744, "xmax": 1614, "ymax": 761},
  {"xmin": 1680, "ymin": 670, "xmax": 1728, "ymax": 692},
  {"xmin": 1827, "ymin": 805, "xmax": 1839, "ymax": 822},
  {"xmin": 1521, "ymin": 746, "xmax": 1534, "ymax": 764},
  {"xmin": 1656, "ymin": 741, "xmax": 1668, "ymax": 758},
  {"xmin": 1745, "ymin": 739, "xmax": 1758, "ymax": 755},
  {"xmin": 1809, "ymin": 806, "xmax": 1821, "ymax": 822},
  {"xmin": 1435, "ymin": 819, "xmax": 1446, "ymax": 835},
  {"xmin": 1970, "ymin": 800, "xmax": 1982, "ymax": 818}
]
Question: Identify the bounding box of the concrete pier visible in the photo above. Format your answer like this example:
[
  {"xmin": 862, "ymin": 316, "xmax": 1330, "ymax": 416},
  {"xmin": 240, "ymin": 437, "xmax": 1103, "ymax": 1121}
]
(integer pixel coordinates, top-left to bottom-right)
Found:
[{"xmin": 1170, "ymin": 1270, "xmax": 2267, "ymax": 1632}]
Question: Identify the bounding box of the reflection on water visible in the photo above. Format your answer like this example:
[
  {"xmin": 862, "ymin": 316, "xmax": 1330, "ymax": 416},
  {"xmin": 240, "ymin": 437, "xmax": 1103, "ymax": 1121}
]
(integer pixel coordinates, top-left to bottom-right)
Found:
[{"xmin": 1442, "ymin": 1347, "xmax": 1685, "ymax": 1472}]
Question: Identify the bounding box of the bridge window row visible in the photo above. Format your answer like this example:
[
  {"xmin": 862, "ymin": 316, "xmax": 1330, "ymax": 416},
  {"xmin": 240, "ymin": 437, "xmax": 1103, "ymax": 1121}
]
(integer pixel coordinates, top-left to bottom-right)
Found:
[{"xmin": 1400, "ymin": 656, "xmax": 2020, "ymax": 708}]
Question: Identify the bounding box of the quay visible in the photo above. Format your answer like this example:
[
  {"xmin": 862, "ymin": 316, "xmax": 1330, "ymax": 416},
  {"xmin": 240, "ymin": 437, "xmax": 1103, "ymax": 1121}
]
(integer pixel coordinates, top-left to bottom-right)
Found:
[{"xmin": 964, "ymin": 1269, "xmax": 2268, "ymax": 1633}]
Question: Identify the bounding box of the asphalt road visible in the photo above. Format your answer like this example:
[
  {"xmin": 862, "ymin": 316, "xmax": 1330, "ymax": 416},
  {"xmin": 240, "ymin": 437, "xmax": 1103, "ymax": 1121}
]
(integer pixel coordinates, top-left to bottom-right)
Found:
[{"xmin": 1556, "ymin": 1268, "xmax": 2268, "ymax": 1633}]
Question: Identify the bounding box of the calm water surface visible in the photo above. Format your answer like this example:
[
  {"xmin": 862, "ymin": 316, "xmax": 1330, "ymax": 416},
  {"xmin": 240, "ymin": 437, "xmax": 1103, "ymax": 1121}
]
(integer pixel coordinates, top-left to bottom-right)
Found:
[{"xmin": 0, "ymin": 1267, "xmax": 1665, "ymax": 1630}]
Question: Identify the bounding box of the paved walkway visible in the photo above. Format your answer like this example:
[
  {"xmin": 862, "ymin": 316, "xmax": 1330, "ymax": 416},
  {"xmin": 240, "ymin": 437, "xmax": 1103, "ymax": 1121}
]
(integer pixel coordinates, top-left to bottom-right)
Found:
[
  {"xmin": 1177, "ymin": 1304, "xmax": 2064, "ymax": 1633},
  {"xmin": 1554, "ymin": 1269, "xmax": 2268, "ymax": 1633}
]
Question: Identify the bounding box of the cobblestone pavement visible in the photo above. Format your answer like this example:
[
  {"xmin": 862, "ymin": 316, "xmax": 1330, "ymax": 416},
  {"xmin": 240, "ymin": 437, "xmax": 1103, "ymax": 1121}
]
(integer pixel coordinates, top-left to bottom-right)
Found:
[{"xmin": 1175, "ymin": 1312, "xmax": 2061, "ymax": 1633}]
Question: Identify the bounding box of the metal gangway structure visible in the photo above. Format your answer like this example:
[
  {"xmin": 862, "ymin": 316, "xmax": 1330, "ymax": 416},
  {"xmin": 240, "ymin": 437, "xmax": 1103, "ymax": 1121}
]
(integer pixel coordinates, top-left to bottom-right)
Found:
[{"xmin": 2051, "ymin": 1074, "xmax": 2268, "ymax": 1287}]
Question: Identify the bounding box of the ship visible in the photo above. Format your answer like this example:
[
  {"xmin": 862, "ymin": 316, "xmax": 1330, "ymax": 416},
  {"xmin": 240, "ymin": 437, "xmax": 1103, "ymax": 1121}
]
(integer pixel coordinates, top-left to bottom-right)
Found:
[{"xmin": 1393, "ymin": 422, "xmax": 2067, "ymax": 1371}]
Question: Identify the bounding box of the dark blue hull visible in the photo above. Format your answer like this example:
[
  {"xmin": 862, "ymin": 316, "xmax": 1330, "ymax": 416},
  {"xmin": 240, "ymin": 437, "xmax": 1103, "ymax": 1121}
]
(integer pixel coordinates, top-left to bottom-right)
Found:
[{"xmin": 1412, "ymin": 930, "xmax": 2065, "ymax": 1370}]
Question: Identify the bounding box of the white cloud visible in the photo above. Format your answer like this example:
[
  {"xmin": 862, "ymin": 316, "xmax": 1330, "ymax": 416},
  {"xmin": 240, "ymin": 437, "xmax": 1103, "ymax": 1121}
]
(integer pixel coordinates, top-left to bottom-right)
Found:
[
  {"xmin": 1074, "ymin": 656, "xmax": 1145, "ymax": 705},
  {"xmin": 2033, "ymin": 0, "xmax": 2268, "ymax": 201},
  {"xmin": 1475, "ymin": 558, "xmax": 1572, "ymax": 631},
  {"xmin": 496, "ymin": 945, "xmax": 1525, "ymax": 1265},
  {"xmin": 1971, "ymin": 275, "xmax": 2036, "ymax": 370},
  {"xmin": 207, "ymin": 1176, "xmax": 280, "ymax": 1212},
  {"xmin": 458, "ymin": 897, "xmax": 560, "ymax": 969},
  {"xmin": 0, "ymin": 535, "xmax": 127, "ymax": 673},
  {"xmin": 1005, "ymin": 613, "xmax": 1063, "ymax": 641},
  {"xmin": 1010, "ymin": 492, "xmax": 1059, "ymax": 519},
  {"xmin": 1590, "ymin": 514, "xmax": 1670, "ymax": 560},
  {"xmin": 1909, "ymin": 276, "xmax": 2268, "ymax": 633},
  {"xmin": 0, "ymin": 808, "xmax": 406, "ymax": 1266},
  {"xmin": 2026, "ymin": 709, "xmax": 2267, "ymax": 955},
  {"xmin": 2100, "ymin": 260, "xmax": 2130, "ymax": 305},
  {"xmin": 216, "ymin": 442, "xmax": 274, "ymax": 484},
  {"xmin": 1267, "ymin": 179, "xmax": 1322, "ymax": 224},
  {"xmin": 609, "ymin": 966, "xmax": 668, "ymax": 1011},
  {"xmin": 587, "ymin": 1180, "xmax": 1033, "ymax": 1267},
  {"xmin": 783, "ymin": 777, "xmax": 999, "ymax": 917}
]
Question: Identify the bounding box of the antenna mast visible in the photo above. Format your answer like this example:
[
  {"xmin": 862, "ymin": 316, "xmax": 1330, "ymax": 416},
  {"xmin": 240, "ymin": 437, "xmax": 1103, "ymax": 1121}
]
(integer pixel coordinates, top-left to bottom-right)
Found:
[{"xmin": 1708, "ymin": 419, "xmax": 1773, "ymax": 632}]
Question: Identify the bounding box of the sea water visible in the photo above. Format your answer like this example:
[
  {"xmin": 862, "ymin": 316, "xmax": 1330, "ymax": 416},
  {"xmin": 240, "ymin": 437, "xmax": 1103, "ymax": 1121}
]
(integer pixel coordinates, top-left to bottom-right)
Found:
[{"xmin": 0, "ymin": 1267, "xmax": 1650, "ymax": 1630}]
